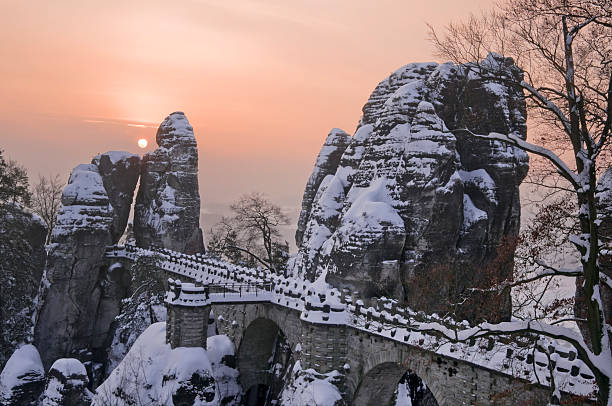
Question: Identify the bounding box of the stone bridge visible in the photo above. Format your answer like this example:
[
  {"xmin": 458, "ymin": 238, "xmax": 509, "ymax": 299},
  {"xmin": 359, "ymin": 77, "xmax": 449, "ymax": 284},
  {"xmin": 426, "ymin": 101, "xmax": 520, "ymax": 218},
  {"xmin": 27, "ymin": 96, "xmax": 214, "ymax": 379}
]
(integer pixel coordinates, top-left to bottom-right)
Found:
[{"xmin": 105, "ymin": 245, "xmax": 595, "ymax": 405}]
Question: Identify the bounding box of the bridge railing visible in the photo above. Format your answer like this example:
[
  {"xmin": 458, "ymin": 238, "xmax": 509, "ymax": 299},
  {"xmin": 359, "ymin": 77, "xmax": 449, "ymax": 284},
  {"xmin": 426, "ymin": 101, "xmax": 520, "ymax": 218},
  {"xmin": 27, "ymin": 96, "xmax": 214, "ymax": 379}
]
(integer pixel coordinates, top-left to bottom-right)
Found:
[
  {"xmin": 207, "ymin": 282, "xmax": 273, "ymax": 298},
  {"xmin": 104, "ymin": 244, "xmax": 597, "ymax": 395}
]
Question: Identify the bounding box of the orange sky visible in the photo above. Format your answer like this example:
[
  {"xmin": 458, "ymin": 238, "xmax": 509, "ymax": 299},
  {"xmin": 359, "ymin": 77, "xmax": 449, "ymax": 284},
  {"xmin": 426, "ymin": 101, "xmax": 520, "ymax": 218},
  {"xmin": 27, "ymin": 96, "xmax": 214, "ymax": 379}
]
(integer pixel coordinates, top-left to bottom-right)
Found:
[{"xmin": 0, "ymin": 0, "xmax": 493, "ymax": 222}]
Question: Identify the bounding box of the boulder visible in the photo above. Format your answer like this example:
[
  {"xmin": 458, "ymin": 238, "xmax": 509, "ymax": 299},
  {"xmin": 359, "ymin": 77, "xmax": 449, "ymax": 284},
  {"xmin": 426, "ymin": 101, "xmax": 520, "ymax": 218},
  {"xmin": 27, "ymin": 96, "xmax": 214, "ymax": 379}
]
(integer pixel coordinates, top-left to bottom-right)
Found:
[
  {"xmin": 40, "ymin": 358, "xmax": 92, "ymax": 406},
  {"xmin": 0, "ymin": 345, "xmax": 45, "ymax": 406},
  {"xmin": 93, "ymin": 323, "xmax": 221, "ymax": 405},
  {"xmin": 134, "ymin": 112, "xmax": 205, "ymax": 254}
]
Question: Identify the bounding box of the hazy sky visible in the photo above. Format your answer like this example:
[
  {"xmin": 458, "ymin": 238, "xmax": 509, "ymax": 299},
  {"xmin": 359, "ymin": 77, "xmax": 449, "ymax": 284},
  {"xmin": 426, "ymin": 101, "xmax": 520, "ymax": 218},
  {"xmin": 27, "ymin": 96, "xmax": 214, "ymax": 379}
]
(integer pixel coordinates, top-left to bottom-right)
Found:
[{"xmin": 0, "ymin": 0, "xmax": 493, "ymax": 231}]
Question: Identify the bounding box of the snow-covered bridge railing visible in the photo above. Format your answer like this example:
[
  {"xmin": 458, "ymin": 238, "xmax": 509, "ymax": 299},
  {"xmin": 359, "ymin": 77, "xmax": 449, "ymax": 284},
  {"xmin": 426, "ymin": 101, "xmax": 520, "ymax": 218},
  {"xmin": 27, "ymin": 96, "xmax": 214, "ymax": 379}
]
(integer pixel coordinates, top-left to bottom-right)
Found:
[{"xmin": 104, "ymin": 244, "xmax": 597, "ymax": 399}]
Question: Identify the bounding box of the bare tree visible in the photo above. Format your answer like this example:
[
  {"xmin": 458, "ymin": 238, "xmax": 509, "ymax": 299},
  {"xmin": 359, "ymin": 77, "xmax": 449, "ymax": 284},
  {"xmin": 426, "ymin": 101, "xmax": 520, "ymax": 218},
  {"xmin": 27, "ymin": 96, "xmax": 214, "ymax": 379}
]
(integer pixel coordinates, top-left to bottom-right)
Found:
[
  {"xmin": 208, "ymin": 193, "xmax": 290, "ymax": 273},
  {"xmin": 421, "ymin": 1, "xmax": 612, "ymax": 404},
  {"xmin": 30, "ymin": 174, "xmax": 63, "ymax": 244}
]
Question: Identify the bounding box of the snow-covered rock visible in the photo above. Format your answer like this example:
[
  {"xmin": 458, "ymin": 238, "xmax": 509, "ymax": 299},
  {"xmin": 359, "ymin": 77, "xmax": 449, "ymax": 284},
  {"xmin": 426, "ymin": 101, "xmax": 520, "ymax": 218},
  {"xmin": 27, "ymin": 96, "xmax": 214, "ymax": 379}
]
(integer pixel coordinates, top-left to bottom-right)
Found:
[
  {"xmin": 40, "ymin": 358, "xmax": 92, "ymax": 406},
  {"xmin": 94, "ymin": 323, "xmax": 241, "ymax": 406},
  {"xmin": 134, "ymin": 112, "xmax": 205, "ymax": 254},
  {"xmin": 0, "ymin": 345, "xmax": 45, "ymax": 406},
  {"xmin": 294, "ymin": 54, "xmax": 529, "ymax": 322},
  {"xmin": 34, "ymin": 163, "xmax": 116, "ymax": 368},
  {"xmin": 279, "ymin": 362, "xmax": 344, "ymax": 406},
  {"xmin": 296, "ymin": 128, "xmax": 352, "ymax": 246},
  {"xmin": 92, "ymin": 151, "xmax": 140, "ymax": 243}
]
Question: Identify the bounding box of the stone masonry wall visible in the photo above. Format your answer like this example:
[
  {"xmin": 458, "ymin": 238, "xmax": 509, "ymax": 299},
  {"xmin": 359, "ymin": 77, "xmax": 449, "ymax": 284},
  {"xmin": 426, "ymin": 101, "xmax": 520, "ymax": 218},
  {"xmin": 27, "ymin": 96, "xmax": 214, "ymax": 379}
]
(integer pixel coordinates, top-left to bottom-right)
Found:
[
  {"xmin": 212, "ymin": 302, "xmax": 586, "ymax": 405},
  {"xmin": 166, "ymin": 304, "xmax": 210, "ymax": 349}
]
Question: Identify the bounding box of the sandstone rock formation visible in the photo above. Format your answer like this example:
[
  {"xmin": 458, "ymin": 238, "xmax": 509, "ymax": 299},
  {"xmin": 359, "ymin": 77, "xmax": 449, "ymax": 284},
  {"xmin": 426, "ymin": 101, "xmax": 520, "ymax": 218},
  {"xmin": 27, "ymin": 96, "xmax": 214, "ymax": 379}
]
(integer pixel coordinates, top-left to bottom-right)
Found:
[
  {"xmin": 294, "ymin": 54, "xmax": 529, "ymax": 322},
  {"xmin": 134, "ymin": 112, "xmax": 205, "ymax": 254},
  {"xmin": 92, "ymin": 151, "xmax": 140, "ymax": 243},
  {"xmin": 295, "ymin": 128, "xmax": 352, "ymax": 247},
  {"xmin": 0, "ymin": 206, "xmax": 47, "ymax": 369},
  {"xmin": 34, "ymin": 113, "xmax": 205, "ymax": 369},
  {"xmin": 34, "ymin": 163, "xmax": 116, "ymax": 368},
  {"xmin": 34, "ymin": 155, "xmax": 138, "ymax": 368}
]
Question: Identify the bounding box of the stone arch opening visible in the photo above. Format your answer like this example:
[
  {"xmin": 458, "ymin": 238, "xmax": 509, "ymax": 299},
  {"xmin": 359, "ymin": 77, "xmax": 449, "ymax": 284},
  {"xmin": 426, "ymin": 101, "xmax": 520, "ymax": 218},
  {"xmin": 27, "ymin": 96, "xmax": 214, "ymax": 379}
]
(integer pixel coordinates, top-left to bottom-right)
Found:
[
  {"xmin": 353, "ymin": 362, "xmax": 439, "ymax": 406},
  {"xmin": 237, "ymin": 317, "xmax": 292, "ymax": 406}
]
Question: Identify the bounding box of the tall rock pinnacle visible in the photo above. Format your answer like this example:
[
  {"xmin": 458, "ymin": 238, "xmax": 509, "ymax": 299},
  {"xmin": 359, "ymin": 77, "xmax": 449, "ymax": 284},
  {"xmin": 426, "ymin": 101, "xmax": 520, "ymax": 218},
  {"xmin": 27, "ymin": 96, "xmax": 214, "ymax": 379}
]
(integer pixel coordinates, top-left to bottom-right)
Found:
[{"xmin": 134, "ymin": 112, "xmax": 204, "ymax": 254}]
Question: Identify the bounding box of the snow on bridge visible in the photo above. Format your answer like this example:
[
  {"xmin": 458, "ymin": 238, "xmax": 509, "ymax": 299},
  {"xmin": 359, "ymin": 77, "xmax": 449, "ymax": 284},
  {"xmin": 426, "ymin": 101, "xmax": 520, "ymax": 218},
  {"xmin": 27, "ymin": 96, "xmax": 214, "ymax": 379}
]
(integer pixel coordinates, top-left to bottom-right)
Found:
[{"xmin": 105, "ymin": 244, "xmax": 596, "ymax": 404}]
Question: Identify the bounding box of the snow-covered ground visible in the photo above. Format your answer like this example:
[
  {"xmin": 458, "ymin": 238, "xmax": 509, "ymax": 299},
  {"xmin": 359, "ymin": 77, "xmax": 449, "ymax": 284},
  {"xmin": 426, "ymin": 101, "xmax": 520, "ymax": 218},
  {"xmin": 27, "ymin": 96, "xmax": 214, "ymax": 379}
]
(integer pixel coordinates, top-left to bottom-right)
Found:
[{"xmin": 94, "ymin": 323, "xmax": 242, "ymax": 406}]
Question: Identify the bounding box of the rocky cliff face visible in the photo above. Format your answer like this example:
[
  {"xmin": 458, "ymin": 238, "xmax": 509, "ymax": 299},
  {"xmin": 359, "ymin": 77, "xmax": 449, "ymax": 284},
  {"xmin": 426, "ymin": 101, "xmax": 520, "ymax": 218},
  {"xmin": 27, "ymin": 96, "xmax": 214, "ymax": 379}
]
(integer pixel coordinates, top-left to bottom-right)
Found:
[
  {"xmin": 294, "ymin": 54, "xmax": 529, "ymax": 322},
  {"xmin": 0, "ymin": 206, "xmax": 47, "ymax": 369},
  {"xmin": 295, "ymin": 128, "xmax": 352, "ymax": 247},
  {"xmin": 134, "ymin": 112, "xmax": 204, "ymax": 254}
]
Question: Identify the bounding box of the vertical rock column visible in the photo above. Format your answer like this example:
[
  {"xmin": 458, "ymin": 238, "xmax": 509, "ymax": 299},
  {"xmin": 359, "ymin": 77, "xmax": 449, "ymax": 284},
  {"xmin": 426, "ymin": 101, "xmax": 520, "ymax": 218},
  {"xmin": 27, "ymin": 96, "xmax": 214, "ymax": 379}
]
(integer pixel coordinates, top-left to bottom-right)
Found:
[
  {"xmin": 295, "ymin": 128, "xmax": 351, "ymax": 246},
  {"xmin": 35, "ymin": 164, "xmax": 115, "ymax": 368},
  {"xmin": 134, "ymin": 112, "xmax": 205, "ymax": 254},
  {"xmin": 34, "ymin": 153, "xmax": 140, "ymax": 368}
]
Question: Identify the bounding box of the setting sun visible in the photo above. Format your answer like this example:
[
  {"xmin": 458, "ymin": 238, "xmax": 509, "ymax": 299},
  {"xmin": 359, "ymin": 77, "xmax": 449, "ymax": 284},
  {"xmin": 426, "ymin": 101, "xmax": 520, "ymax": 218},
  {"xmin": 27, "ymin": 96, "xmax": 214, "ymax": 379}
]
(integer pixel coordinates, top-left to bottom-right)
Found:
[{"xmin": 137, "ymin": 138, "xmax": 148, "ymax": 148}]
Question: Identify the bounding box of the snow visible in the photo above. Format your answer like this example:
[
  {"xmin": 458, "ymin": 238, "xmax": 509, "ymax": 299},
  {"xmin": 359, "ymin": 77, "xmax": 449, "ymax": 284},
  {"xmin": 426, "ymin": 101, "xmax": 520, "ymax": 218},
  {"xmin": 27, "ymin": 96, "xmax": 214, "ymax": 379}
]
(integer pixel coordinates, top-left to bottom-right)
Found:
[
  {"xmin": 394, "ymin": 381, "xmax": 412, "ymax": 406},
  {"xmin": 597, "ymin": 167, "xmax": 612, "ymax": 205},
  {"xmin": 165, "ymin": 281, "xmax": 211, "ymax": 307},
  {"xmin": 462, "ymin": 195, "xmax": 488, "ymax": 229},
  {"xmin": 52, "ymin": 163, "xmax": 113, "ymax": 237},
  {"xmin": 279, "ymin": 362, "xmax": 343, "ymax": 406},
  {"xmin": 459, "ymin": 169, "xmax": 497, "ymax": 203},
  {"xmin": 343, "ymin": 178, "xmax": 403, "ymax": 229},
  {"xmin": 166, "ymin": 112, "xmax": 193, "ymax": 134},
  {"xmin": 49, "ymin": 358, "xmax": 87, "ymax": 377},
  {"xmin": 42, "ymin": 358, "xmax": 92, "ymax": 406},
  {"xmin": 384, "ymin": 80, "xmax": 423, "ymax": 113},
  {"xmin": 157, "ymin": 112, "xmax": 196, "ymax": 147},
  {"xmin": 0, "ymin": 344, "xmax": 44, "ymax": 394},
  {"xmin": 60, "ymin": 164, "xmax": 108, "ymax": 205},
  {"xmin": 94, "ymin": 322, "xmax": 221, "ymax": 406}
]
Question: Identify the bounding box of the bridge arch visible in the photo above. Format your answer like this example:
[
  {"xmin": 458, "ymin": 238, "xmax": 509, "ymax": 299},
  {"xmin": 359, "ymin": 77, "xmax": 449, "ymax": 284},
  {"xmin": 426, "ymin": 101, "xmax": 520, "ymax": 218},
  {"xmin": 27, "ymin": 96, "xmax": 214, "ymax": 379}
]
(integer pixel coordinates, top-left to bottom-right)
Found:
[
  {"xmin": 349, "ymin": 346, "xmax": 445, "ymax": 406},
  {"xmin": 237, "ymin": 318, "xmax": 283, "ymax": 391},
  {"xmin": 235, "ymin": 315, "xmax": 295, "ymax": 405},
  {"xmin": 352, "ymin": 361, "xmax": 440, "ymax": 406}
]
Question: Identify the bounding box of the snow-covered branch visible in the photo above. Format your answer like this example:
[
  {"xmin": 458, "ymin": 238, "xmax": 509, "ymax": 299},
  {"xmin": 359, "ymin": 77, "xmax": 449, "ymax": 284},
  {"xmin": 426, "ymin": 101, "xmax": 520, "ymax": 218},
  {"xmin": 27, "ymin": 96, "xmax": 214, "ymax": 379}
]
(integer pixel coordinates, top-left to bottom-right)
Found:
[
  {"xmin": 459, "ymin": 128, "xmax": 580, "ymax": 187},
  {"xmin": 415, "ymin": 319, "xmax": 612, "ymax": 388}
]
